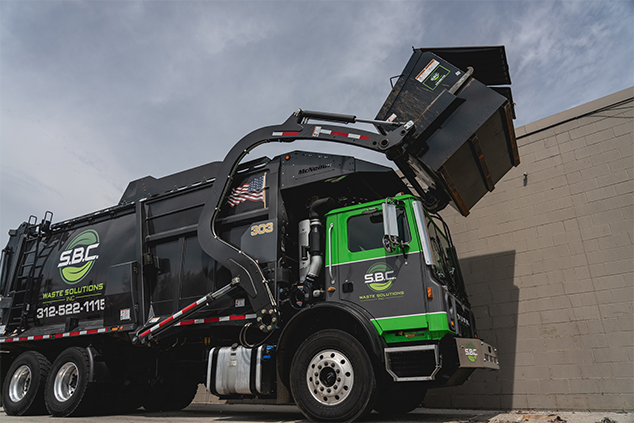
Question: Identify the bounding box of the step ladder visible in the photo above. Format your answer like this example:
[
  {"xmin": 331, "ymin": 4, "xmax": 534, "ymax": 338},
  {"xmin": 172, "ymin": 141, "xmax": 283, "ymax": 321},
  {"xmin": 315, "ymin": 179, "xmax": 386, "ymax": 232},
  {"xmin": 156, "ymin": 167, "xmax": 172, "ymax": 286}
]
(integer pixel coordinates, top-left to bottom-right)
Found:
[{"xmin": 5, "ymin": 212, "xmax": 54, "ymax": 335}]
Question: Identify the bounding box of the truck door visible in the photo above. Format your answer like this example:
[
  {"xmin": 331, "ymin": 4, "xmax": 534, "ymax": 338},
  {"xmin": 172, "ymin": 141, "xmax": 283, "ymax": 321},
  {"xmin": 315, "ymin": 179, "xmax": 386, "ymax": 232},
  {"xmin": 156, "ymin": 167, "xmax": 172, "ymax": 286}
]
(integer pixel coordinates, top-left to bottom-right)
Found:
[{"xmin": 326, "ymin": 198, "xmax": 429, "ymax": 338}]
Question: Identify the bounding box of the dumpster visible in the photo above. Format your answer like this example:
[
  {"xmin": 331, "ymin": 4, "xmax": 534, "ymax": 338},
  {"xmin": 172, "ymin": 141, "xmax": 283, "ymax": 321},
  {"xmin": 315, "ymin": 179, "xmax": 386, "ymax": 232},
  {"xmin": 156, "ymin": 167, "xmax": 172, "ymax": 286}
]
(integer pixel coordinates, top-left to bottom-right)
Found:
[{"xmin": 377, "ymin": 46, "xmax": 519, "ymax": 216}]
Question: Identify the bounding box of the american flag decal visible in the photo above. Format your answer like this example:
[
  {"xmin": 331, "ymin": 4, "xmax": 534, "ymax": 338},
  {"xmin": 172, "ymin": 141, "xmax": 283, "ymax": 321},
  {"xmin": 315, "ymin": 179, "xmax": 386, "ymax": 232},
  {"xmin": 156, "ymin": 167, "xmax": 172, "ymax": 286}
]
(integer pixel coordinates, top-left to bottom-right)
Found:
[{"xmin": 227, "ymin": 174, "xmax": 266, "ymax": 207}]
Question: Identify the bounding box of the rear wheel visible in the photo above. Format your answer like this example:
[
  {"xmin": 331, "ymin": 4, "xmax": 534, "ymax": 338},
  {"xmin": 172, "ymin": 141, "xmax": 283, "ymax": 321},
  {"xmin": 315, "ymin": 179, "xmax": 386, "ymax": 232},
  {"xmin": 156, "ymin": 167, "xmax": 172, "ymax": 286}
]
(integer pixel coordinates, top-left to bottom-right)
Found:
[
  {"xmin": 290, "ymin": 329, "xmax": 376, "ymax": 422},
  {"xmin": 2, "ymin": 351, "xmax": 51, "ymax": 415},
  {"xmin": 45, "ymin": 347, "xmax": 95, "ymax": 417}
]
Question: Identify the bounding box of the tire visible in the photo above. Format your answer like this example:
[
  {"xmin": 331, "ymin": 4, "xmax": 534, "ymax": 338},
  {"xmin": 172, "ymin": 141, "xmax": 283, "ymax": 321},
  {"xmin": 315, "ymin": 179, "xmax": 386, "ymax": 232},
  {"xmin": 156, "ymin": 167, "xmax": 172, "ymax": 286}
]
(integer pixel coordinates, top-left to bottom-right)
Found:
[
  {"xmin": 1, "ymin": 351, "xmax": 51, "ymax": 416},
  {"xmin": 110, "ymin": 384, "xmax": 144, "ymax": 414},
  {"xmin": 45, "ymin": 347, "xmax": 95, "ymax": 417},
  {"xmin": 143, "ymin": 377, "xmax": 198, "ymax": 412},
  {"xmin": 290, "ymin": 329, "xmax": 376, "ymax": 422},
  {"xmin": 165, "ymin": 380, "xmax": 198, "ymax": 411},
  {"xmin": 373, "ymin": 382, "xmax": 426, "ymax": 415},
  {"xmin": 98, "ymin": 379, "xmax": 144, "ymax": 414}
]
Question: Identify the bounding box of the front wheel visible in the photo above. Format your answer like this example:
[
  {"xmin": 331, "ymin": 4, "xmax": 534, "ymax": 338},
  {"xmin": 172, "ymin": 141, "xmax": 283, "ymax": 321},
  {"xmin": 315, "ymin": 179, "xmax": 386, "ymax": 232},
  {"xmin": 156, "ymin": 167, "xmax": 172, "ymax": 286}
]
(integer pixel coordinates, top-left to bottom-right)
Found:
[
  {"xmin": 2, "ymin": 351, "xmax": 51, "ymax": 416},
  {"xmin": 45, "ymin": 347, "xmax": 96, "ymax": 417},
  {"xmin": 290, "ymin": 329, "xmax": 376, "ymax": 422}
]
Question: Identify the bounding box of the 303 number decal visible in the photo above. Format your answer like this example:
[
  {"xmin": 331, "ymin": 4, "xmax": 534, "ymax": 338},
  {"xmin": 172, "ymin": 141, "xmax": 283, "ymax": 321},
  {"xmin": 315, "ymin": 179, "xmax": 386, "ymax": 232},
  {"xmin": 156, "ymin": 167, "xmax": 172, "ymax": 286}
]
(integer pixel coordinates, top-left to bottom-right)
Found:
[{"xmin": 250, "ymin": 222, "xmax": 274, "ymax": 236}]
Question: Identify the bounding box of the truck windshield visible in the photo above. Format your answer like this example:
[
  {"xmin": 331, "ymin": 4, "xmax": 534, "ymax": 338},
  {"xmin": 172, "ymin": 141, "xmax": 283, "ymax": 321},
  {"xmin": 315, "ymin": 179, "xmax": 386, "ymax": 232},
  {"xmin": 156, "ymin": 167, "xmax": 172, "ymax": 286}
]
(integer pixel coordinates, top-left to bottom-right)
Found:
[{"xmin": 423, "ymin": 211, "xmax": 467, "ymax": 301}]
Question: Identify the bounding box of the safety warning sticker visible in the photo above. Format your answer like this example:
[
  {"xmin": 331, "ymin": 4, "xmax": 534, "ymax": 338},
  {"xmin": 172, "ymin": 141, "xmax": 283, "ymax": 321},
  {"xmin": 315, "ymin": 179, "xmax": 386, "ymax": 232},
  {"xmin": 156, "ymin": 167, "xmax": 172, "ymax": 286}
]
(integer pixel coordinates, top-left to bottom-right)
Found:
[
  {"xmin": 416, "ymin": 59, "xmax": 440, "ymax": 83},
  {"xmin": 416, "ymin": 59, "xmax": 450, "ymax": 91}
]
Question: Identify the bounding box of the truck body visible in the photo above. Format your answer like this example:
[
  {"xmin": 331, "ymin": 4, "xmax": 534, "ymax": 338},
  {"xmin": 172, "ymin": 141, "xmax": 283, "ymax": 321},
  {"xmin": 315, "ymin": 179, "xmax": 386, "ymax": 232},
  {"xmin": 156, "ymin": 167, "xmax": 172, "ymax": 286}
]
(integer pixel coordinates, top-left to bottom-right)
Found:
[{"xmin": 0, "ymin": 47, "xmax": 517, "ymax": 421}]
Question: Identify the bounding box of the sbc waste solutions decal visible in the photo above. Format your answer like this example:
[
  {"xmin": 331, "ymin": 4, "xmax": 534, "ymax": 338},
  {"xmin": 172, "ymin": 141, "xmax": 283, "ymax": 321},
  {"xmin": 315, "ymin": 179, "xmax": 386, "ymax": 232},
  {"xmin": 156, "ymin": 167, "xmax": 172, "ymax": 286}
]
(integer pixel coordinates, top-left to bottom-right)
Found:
[
  {"xmin": 359, "ymin": 262, "xmax": 404, "ymax": 301},
  {"xmin": 37, "ymin": 230, "xmax": 105, "ymax": 320},
  {"xmin": 58, "ymin": 229, "xmax": 100, "ymax": 284}
]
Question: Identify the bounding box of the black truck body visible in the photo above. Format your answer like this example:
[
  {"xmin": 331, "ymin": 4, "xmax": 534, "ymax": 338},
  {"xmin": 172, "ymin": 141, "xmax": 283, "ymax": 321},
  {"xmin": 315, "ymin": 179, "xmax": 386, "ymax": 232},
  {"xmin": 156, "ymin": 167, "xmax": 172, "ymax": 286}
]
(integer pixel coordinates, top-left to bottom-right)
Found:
[{"xmin": 0, "ymin": 47, "xmax": 517, "ymax": 421}]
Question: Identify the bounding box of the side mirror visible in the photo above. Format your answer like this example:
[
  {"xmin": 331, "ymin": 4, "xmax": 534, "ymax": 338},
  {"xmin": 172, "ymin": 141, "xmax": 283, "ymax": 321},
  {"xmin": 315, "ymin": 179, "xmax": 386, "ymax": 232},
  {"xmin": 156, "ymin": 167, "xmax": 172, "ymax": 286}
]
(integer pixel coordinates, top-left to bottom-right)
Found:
[{"xmin": 382, "ymin": 200, "xmax": 400, "ymax": 253}]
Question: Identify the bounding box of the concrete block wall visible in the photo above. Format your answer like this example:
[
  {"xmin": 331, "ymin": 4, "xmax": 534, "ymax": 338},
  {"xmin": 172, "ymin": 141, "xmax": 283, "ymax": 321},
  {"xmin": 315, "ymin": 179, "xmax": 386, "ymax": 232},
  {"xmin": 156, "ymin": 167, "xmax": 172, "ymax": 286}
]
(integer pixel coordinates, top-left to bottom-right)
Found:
[{"xmin": 424, "ymin": 88, "xmax": 633, "ymax": 411}]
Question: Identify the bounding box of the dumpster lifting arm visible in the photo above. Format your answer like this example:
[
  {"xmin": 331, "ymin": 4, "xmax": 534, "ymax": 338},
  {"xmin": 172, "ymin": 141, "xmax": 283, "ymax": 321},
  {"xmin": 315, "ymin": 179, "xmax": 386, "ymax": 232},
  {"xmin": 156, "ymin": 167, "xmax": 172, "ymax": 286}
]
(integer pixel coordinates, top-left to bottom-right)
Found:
[
  {"xmin": 134, "ymin": 280, "xmax": 238, "ymax": 344},
  {"xmin": 197, "ymin": 110, "xmax": 420, "ymax": 334}
]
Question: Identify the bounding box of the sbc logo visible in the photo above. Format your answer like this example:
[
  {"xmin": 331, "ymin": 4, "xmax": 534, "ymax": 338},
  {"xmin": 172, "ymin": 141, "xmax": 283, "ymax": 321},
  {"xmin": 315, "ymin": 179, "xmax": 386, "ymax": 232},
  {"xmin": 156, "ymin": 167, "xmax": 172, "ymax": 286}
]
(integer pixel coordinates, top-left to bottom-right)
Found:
[
  {"xmin": 364, "ymin": 262, "xmax": 396, "ymax": 292},
  {"xmin": 465, "ymin": 342, "xmax": 478, "ymax": 363},
  {"xmin": 58, "ymin": 230, "xmax": 100, "ymax": 284}
]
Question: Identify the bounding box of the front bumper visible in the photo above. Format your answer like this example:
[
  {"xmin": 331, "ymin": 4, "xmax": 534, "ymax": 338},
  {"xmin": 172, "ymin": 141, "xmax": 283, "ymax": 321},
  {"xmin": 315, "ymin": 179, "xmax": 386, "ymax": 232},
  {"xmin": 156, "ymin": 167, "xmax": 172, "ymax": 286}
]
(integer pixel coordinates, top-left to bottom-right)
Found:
[
  {"xmin": 384, "ymin": 337, "xmax": 498, "ymax": 382},
  {"xmin": 454, "ymin": 337, "xmax": 499, "ymax": 370}
]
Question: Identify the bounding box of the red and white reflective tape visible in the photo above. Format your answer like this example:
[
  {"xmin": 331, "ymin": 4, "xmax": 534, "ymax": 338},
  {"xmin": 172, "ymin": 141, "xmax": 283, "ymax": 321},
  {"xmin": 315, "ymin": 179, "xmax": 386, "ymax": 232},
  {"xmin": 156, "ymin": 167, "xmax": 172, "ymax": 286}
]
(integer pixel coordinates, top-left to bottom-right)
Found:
[
  {"xmin": 0, "ymin": 327, "xmax": 110, "ymax": 343},
  {"xmin": 176, "ymin": 313, "xmax": 257, "ymax": 327},
  {"xmin": 272, "ymin": 131, "xmax": 299, "ymax": 137},
  {"xmin": 139, "ymin": 294, "xmax": 212, "ymax": 338},
  {"xmin": 312, "ymin": 126, "xmax": 369, "ymax": 140},
  {"xmin": 1, "ymin": 311, "xmax": 258, "ymax": 344}
]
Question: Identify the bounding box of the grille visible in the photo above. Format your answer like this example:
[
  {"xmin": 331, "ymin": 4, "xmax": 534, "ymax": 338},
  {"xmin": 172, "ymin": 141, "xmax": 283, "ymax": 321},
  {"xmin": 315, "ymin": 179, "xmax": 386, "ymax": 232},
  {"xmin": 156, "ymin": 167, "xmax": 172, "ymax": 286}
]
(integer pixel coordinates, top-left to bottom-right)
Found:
[{"xmin": 385, "ymin": 345, "xmax": 439, "ymax": 381}]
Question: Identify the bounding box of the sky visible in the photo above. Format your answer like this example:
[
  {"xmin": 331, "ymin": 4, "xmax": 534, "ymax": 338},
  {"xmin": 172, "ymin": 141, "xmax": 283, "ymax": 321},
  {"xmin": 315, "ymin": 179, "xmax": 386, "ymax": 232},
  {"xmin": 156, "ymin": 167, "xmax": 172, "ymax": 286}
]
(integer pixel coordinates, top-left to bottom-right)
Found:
[{"xmin": 1, "ymin": 0, "xmax": 633, "ymax": 248}]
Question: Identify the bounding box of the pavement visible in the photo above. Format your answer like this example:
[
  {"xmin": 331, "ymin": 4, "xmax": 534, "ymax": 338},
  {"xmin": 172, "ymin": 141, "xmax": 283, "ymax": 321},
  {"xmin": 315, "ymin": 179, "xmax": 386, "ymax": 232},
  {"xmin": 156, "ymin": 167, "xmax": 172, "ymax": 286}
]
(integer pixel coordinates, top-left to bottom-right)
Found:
[{"xmin": 1, "ymin": 404, "xmax": 632, "ymax": 422}]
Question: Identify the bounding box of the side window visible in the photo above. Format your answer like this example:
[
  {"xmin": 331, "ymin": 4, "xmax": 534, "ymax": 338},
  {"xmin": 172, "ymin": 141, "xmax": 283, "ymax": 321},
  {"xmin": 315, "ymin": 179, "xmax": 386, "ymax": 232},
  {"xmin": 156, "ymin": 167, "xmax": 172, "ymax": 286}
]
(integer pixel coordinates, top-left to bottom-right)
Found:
[{"xmin": 347, "ymin": 208, "xmax": 409, "ymax": 253}]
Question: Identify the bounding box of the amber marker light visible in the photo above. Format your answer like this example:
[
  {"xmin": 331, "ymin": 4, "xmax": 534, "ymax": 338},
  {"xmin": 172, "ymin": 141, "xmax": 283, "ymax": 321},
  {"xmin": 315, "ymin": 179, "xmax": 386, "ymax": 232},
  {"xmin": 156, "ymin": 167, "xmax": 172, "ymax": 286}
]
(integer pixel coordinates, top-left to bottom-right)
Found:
[
  {"xmin": 328, "ymin": 286, "xmax": 336, "ymax": 292},
  {"xmin": 427, "ymin": 287, "xmax": 433, "ymax": 299}
]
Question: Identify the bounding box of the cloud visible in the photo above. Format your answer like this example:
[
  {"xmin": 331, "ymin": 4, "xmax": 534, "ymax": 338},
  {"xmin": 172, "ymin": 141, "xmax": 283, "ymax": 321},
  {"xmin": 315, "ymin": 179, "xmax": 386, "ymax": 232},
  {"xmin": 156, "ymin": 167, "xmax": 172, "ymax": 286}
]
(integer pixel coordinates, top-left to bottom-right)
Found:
[
  {"xmin": 504, "ymin": 1, "xmax": 633, "ymax": 124},
  {"xmin": 1, "ymin": 1, "xmax": 632, "ymax": 248}
]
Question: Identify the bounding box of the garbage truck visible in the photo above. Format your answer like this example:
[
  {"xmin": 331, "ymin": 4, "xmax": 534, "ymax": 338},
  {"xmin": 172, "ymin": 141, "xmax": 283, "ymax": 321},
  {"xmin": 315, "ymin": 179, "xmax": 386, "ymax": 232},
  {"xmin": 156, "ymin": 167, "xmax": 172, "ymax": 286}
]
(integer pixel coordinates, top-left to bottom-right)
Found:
[{"xmin": 0, "ymin": 46, "xmax": 518, "ymax": 421}]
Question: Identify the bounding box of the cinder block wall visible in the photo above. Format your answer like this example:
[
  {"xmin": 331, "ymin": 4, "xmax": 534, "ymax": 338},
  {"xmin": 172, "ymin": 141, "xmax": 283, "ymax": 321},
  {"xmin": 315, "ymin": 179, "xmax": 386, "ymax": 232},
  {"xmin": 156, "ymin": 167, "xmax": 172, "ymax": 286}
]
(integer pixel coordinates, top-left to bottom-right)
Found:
[{"xmin": 424, "ymin": 88, "xmax": 633, "ymax": 411}]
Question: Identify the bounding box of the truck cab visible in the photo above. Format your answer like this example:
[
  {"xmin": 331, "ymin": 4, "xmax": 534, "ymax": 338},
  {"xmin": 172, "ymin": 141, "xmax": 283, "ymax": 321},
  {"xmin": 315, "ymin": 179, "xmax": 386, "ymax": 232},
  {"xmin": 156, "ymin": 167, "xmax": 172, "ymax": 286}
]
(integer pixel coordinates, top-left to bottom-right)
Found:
[{"xmin": 327, "ymin": 194, "xmax": 476, "ymax": 347}]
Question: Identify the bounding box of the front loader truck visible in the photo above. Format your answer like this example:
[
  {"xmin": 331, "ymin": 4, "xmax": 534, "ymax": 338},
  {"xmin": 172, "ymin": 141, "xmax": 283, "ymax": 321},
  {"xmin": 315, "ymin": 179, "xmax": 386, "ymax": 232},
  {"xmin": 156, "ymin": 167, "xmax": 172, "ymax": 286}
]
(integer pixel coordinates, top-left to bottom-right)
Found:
[{"xmin": 0, "ymin": 47, "xmax": 518, "ymax": 421}]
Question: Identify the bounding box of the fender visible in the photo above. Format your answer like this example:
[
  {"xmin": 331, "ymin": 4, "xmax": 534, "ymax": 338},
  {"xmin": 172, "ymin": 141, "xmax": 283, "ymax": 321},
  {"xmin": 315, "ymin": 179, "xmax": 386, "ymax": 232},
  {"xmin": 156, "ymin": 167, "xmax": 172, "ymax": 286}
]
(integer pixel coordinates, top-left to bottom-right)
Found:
[
  {"xmin": 86, "ymin": 346, "xmax": 110, "ymax": 383},
  {"xmin": 277, "ymin": 301, "xmax": 386, "ymax": 387},
  {"xmin": 86, "ymin": 346, "xmax": 97, "ymax": 382}
]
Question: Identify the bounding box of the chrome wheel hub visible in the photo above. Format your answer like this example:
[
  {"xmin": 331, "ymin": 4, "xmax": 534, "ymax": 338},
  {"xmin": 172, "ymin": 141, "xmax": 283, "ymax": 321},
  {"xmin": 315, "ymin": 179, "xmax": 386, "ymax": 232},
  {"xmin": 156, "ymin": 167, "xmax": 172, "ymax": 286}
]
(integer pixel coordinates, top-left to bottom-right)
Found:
[
  {"xmin": 54, "ymin": 362, "xmax": 78, "ymax": 403},
  {"xmin": 9, "ymin": 365, "xmax": 32, "ymax": 403},
  {"xmin": 306, "ymin": 349, "xmax": 354, "ymax": 406}
]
